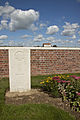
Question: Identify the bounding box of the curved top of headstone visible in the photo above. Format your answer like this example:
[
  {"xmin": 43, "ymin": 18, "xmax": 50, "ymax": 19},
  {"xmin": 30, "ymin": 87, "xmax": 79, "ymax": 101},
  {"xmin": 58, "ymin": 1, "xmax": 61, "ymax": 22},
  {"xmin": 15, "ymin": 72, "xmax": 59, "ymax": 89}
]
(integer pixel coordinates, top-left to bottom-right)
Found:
[{"xmin": 15, "ymin": 51, "xmax": 25, "ymax": 61}]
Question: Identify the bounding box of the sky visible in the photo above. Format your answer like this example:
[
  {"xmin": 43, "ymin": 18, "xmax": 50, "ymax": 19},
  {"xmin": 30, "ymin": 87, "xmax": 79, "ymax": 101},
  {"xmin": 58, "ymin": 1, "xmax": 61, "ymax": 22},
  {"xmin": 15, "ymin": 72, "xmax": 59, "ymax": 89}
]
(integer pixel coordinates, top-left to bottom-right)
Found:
[{"xmin": 0, "ymin": 0, "xmax": 80, "ymax": 47}]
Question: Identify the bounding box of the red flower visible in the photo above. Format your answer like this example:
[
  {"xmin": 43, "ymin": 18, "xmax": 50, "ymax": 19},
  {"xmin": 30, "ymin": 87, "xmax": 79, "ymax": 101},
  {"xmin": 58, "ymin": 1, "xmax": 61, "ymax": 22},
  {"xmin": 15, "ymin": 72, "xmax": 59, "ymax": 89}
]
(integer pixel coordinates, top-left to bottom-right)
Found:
[
  {"xmin": 61, "ymin": 80, "xmax": 70, "ymax": 83},
  {"xmin": 76, "ymin": 93, "xmax": 80, "ymax": 96},
  {"xmin": 61, "ymin": 80, "xmax": 67, "ymax": 83},
  {"xmin": 57, "ymin": 80, "xmax": 62, "ymax": 83},
  {"xmin": 57, "ymin": 80, "xmax": 70, "ymax": 83},
  {"xmin": 66, "ymin": 81, "xmax": 70, "ymax": 83},
  {"xmin": 52, "ymin": 76, "xmax": 60, "ymax": 81},
  {"xmin": 70, "ymin": 75, "xmax": 77, "ymax": 78},
  {"xmin": 74, "ymin": 77, "xmax": 80, "ymax": 80},
  {"xmin": 70, "ymin": 75, "xmax": 80, "ymax": 80}
]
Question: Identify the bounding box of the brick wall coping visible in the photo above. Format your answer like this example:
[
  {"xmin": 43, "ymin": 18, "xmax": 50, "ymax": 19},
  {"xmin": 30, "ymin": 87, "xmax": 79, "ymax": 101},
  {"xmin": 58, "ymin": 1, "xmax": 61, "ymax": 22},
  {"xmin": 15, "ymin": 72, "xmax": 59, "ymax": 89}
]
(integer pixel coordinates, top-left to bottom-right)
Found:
[{"xmin": 0, "ymin": 47, "xmax": 80, "ymax": 50}]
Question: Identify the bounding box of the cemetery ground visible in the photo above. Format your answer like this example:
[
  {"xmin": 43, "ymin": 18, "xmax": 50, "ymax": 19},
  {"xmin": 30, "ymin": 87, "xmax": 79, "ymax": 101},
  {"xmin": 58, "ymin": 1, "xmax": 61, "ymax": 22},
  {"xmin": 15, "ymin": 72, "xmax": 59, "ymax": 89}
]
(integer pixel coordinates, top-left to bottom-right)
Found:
[{"xmin": 0, "ymin": 74, "xmax": 80, "ymax": 120}]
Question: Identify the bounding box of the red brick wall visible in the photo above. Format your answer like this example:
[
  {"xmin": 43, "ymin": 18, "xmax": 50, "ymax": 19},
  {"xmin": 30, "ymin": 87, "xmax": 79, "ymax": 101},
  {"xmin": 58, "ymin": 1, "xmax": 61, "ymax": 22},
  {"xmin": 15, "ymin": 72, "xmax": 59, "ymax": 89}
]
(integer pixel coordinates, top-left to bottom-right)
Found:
[
  {"xmin": 0, "ymin": 49, "xmax": 9, "ymax": 79},
  {"xmin": 0, "ymin": 49, "xmax": 80, "ymax": 78},
  {"xmin": 31, "ymin": 49, "xmax": 80, "ymax": 76}
]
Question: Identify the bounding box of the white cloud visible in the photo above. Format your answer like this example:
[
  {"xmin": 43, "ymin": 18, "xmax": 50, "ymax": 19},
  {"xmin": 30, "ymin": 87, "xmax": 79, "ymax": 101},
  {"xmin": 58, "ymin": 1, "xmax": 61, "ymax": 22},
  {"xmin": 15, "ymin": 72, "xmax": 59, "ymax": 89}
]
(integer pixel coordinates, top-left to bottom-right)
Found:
[
  {"xmin": 8, "ymin": 40, "xmax": 14, "ymax": 46},
  {"xmin": 21, "ymin": 34, "xmax": 32, "ymax": 39},
  {"xmin": 78, "ymin": 31, "xmax": 80, "ymax": 35},
  {"xmin": 29, "ymin": 24, "xmax": 38, "ymax": 31},
  {"xmin": 0, "ymin": 35, "xmax": 8, "ymax": 40},
  {"xmin": 78, "ymin": 40, "xmax": 80, "ymax": 43},
  {"xmin": 64, "ymin": 35, "xmax": 77, "ymax": 39},
  {"xmin": 53, "ymin": 39, "xmax": 62, "ymax": 43},
  {"xmin": 61, "ymin": 22, "xmax": 79, "ymax": 36},
  {"xmin": 56, "ymin": 39, "xmax": 62, "ymax": 42},
  {"xmin": 51, "ymin": 40, "xmax": 56, "ymax": 43},
  {"xmin": 72, "ymin": 35, "xmax": 76, "ymax": 39},
  {"xmin": 9, "ymin": 9, "xmax": 39, "ymax": 31},
  {"xmin": 46, "ymin": 36, "xmax": 55, "ymax": 42},
  {"xmin": 63, "ymin": 22, "xmax": 79, "ymax": 29},
  {"xmin": 47, "ymin": 38, "xmax": 73, "ymax": 44},
  {"xmin": 62, "ymin": 40, "xmax": 73, "ymax": 43},
  {"xmin": 46, "ymin": 25, "xmax": 59, "ymax": 35},
  {"xmin": 77, "ymin": 0, "xmax": 80, "ymax": 2},
  {"xmin": 0, "ymin": 20, "xmax": 8, "ymax": 30},
  {"xmin": 61, "ymin": 29, "xmax": 75, "ymax": 36},
  {"xmin": 1, "ymin": 20, "xmax": 8, "ymax": 28},
  {"xmin": 0, "ymin": 40, "xmax": 3, "ymax": 44},
  {"xmin": 0, "ymin": 2, "xmax": 39, "ymax": 31},
  {"xmin": 46, "ymin": 37, "xmax": 62, "ymax": 43},
  {"xmin": 0, "ymin": 2, "xmax": 15, "ymax": 18},
  {"xmin": 40, "ymin": 23, "xmax": 46, "ymax": 28},
  {"xmin": 34, "ymin": 34, "xmax": 44, "ymax": 42}
]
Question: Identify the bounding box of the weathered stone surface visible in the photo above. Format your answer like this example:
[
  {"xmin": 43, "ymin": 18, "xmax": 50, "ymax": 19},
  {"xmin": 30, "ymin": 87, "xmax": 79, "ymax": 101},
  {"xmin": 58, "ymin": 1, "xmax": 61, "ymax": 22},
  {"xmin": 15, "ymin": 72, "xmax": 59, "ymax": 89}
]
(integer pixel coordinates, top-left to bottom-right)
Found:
[{"xmin": 9, "ymin": 48, "xmax": 30, "ymax": 92}]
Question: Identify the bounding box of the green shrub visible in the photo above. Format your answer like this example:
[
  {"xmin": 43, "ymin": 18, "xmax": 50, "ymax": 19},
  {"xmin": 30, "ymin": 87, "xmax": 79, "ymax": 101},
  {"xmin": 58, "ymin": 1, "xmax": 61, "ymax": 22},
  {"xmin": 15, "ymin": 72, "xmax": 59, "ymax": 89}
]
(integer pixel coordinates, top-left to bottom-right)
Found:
[{"xmin": 40, "ymin": 74, "xmax": 80, "ymax": 112}]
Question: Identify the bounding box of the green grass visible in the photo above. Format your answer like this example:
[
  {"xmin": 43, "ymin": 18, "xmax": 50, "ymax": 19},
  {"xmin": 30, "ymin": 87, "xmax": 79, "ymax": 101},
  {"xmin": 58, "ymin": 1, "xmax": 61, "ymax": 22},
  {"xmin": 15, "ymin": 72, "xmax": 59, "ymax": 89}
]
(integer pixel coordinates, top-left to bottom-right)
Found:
[
  {"xmin": 0, "ymin": 74, "xmax": 78, "ymax": 120},
  {"xmin": 0, "ymin": 104, "xmax": 75, "ymax": 120}
]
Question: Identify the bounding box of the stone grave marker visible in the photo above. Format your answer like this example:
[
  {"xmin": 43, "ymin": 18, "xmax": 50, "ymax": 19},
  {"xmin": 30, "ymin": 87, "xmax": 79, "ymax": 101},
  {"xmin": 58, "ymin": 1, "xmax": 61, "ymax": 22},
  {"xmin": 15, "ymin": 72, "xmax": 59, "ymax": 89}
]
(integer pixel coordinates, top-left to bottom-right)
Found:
[{"xmin": 9, "ymin": 48, "xmax": 31, "ymax": 92}]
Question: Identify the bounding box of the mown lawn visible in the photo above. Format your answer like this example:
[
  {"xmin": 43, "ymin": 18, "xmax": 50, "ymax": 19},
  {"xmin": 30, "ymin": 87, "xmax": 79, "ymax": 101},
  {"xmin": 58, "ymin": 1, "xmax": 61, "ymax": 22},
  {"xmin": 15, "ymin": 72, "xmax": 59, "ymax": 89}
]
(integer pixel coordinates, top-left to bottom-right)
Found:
[{"xmin": 0, "ymin": 74, "xmax": 79, "ymax": 120}]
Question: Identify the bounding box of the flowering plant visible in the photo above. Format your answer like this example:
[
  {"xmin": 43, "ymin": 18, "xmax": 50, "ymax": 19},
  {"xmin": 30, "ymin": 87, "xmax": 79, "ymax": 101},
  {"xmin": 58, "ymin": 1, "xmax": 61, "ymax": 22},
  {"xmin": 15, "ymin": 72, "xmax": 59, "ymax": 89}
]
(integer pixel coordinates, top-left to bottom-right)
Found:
[
  {"xmin": 40, "ymin": 77, "xmax": 60, "ymax": 97},
  {"xmin": 40, "ymin": 74, "xmax": 80, "ymax": 112}
]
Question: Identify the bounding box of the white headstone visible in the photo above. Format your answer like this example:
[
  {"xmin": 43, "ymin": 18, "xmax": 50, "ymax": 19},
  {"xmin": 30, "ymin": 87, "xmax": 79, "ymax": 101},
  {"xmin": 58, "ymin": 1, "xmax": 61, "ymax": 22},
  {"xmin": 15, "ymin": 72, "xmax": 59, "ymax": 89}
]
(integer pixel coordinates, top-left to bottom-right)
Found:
[{"xmin": 9, "ymin": 48, "xmax": 31, "ymax": 92}]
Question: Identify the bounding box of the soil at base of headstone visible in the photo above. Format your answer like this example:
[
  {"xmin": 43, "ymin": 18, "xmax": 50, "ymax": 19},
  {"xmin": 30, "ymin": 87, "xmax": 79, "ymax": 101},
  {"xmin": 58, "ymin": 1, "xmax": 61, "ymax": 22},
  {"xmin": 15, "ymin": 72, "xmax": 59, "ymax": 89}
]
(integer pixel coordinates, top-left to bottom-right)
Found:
[{"xmin": 5, "ymin": 88, "xmax": 80, "ymax": 120}]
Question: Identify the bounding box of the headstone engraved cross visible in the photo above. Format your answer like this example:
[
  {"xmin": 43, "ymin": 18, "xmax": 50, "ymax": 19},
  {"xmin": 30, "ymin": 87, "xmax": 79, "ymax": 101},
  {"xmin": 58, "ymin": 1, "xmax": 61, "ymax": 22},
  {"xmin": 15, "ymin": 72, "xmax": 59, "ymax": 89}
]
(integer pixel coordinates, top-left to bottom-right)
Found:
[{"xmin": 9, "ymin": 48, "xmax": 31, "ymax": 92}]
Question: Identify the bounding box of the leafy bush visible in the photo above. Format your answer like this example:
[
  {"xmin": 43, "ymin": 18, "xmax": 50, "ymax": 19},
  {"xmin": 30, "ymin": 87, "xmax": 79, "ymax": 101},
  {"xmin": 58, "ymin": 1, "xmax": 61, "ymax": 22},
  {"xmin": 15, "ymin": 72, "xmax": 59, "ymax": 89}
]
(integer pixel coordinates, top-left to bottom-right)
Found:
[
  {"xmin": 40, "ymin": 77, "xmax": 60, "ymax": 97},
  {"xmin": 40, "ymin": 74, "xmax": 80, "ymax": 112}
]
